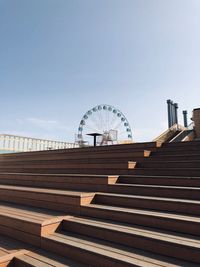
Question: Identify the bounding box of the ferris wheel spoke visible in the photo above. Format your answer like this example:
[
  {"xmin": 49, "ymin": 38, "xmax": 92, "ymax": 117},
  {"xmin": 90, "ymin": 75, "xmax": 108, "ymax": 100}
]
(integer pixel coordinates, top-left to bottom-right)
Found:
[
  {"xmin": 101, "ymin": 109, "xmax": 108, "ymax": 132},
  {"xmin": 99, "ymin": 110, "xmax": 104, "ymax": 132},
  {"xmin": 106, "ymin": 109, "xmax": 109, "ymax": 131},
  {"xmin": 88, "ymin": 115, "xmax": 102, "ymax": 132},
  {"xmin": 96, "ymin": 110, "xmax": 104, "ymax": 131},
  {"xmin": 83, "ymin": 120, "xmax": 101, "ymax": 133},
  {"xmin": 118, "ymin": 130, "xmax": 131, "ymax": 139},
  {"xmin": 112, "ymin": 120, "xmax": 124, "ymax": 131},
  {"xmin": 109, "ymin": 112, "xmax": 117, "ymax": 128},
  {"xmin": 84, "ymin": 122, "xmax": 101, "ymax": 133}
]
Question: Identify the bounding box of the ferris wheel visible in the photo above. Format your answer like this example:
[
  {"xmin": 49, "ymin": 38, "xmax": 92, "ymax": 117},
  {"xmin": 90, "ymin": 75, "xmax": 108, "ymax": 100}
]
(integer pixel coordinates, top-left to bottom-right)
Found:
[{"xmin": 76, "ymin": 104, "xmax": 133, "ymax": 146}]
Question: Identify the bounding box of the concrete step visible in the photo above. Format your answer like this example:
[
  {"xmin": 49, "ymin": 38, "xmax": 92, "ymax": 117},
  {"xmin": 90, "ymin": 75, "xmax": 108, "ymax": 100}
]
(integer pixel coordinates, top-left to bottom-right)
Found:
[
  {"xmin": 93, "ymin": 192, "xmax": 200, "ymax": 215},
  {"xmin": 107, "ymin": 184, "xmax": 200, "ymax": 200},
  {"xmin": 81, "ymin": 204, "xmax": 200, "ymax": 236},
  {"xmin": 0, "ymin": 185, "xmax": 94, "ymax": 213},
  {"xmin": 118, "ymin": 175, "xmax": 200, "ymax": 187},
  {"xmin": 42, "ymin": 230, "xmax": 198, "ymax": 267},
  {"xmin": 0, "ymin": 173, "xmax": 117, "ymax": 191},
  {"xmin": 62, "ymin": 216, "xmax": 200, "ymax": 263}
]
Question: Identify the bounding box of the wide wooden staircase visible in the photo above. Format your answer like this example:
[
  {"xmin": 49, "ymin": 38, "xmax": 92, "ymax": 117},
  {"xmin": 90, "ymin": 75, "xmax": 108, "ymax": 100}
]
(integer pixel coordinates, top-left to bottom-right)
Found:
[{"xmin": 0, "ymin": 141, "xmax": 200, "ymax": 266}]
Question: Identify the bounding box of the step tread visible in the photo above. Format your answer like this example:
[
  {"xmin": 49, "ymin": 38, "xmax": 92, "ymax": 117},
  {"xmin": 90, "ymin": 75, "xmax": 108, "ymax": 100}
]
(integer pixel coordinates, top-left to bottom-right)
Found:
[
  {"xmin": 0, "ymin": 235, "xmax": 23, "ymax": 256},
  {"xmin": 149, "ymin": 153, "xmax": 200, "ymax": 157},
  {"xmin": 133, "ymin": 167, "xmax": 200, "ymax": 170},
  {"xmin": 142, "ymin": 160, "xmax": 200, "ymax": 163},
  {"xmin": 65, "ymin": 216, "xmax": 200, "ymax": 248},
  {"xmin": 87, "ymin": 204, "xmax": 200, "ymax": 222},
  {"xmin": 15, "ymin": 249, "xmax": 87, "ymax": 267},
  {"xmin": 0, "ymin": 184, "xmax": 93, "ymax": 196},
  {"xmin": 0, "ymin": 202, "xmax": 65, "ymax": 225},
  {"xmin": 0, "ymin": 235, "xmax": 31, "ymax": 263},
  {"xmin": 47, "ymin": 231, "xmax": 198, "ymax": 267},
  {"xmin": 112, "ymin": 184, "xmax": 200, "ymax": 190},
  {"xmin": 120, "ymin": 175, "xmax": 200, "ymax": 179},
  {"xmin": 0, "ymin": 172, "xmax": 114, "ymax": 178},
  {"xmin": 96, "ymin": 192, "xmax": 200, "ymax": 204}
]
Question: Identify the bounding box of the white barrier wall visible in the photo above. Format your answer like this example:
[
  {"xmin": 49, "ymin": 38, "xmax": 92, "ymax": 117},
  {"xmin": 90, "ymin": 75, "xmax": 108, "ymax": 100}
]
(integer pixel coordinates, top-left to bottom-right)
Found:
[{"xmin": 0, "ymin": 134, "xmax": 77, "ymax": 153}]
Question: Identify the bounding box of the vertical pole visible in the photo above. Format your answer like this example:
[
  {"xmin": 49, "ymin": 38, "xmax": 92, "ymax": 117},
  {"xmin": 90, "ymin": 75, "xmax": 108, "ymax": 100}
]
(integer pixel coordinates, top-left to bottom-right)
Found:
[
  {"xmin": 8, "ymin": 136, "xmax": 10, "ymax": 150},
  {"xmin": 17, "ymin": 137, "xmax": 19, "ymax": 151},
  {"xmin": 167, "ymin": 100, "xmax": 172, "ymax": 128},
  {"xmin": 13, "ymin": 136, "xmax": 15, "ymax": 151},
  {"xmin": 183, "ymin": 110, "xmax": 188, "ymax": 127},
  {"xmin": 174, "ymin": 103, "xmax": 178, "ymax": 124},
  {"xmin": 170, "ymin": 100, "xmax": 174, "ymax": 126},
  {"xmin": 94, "ymin": 135, "xmax": 97, "ymax": 147},
  {"xmin": 22, "ymin": 138, "xmax": 24, "ymax": 151},
  {"xmin": 3, "ymin": 135, "xmax": 5, "ymax": 150}
]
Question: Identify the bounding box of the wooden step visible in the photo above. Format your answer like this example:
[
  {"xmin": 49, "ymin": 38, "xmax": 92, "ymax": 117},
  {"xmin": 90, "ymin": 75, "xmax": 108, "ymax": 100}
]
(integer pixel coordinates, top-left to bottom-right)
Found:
[
  {"xmin": 0, "ymin": 151, "xmax": 148, "ymax": 162},
  {"xmin": 6, "ymin": 152, "xmax": 200, "ymax": 166},
  {"xmin": 0, "ymin": 235, "xmax": 30, "ymax": 267},
  {"xmin": 153, "ymin": 151, "xmax": 200, "ymax": 157},
  {"xmin": 0, "ymin": 142, "xmax": 158, "ymax": 159},
  {"xmin": 107, "ymin": 184, "xmax": 200, "ymax": 200},
  {"xmin": 153, "ymin": 147, "xmax": 200, "ymax": 155},
  {"xmin": 0, "ymin": 250, "xmax": 28, "ymax": 267},
  {"xmin": 2, "ymin": 167, "xmax": 200, "ymax": 176},
  {"xmin": 62, "ymin": 216, "xmax": 200, "ymax": 263},
  {"xmin": 162, "ymin": 141, "xmax": 200, "ymax": 147},
  {"xmin": 42, "ymin": 230, "xmax": 199, "ymax": 267},
  {"xmin": 0, "ymin": 202, "xmax": 69, "ymax": 245},
  {"xmin": 13, "ymin": 248, "xmax": 87, "ymax": 267},
  {"xmin": 118, "ymin": 175, "xmax": 200, "ymax": 187},
  {"xmin": 0, "ymin": 157, "xmax": 140, "ymax": 165},
  {"xmin": 0, "ymin": 185, "xmax": 94, "ymax": 213},
  {"xmin": 145, "ymin": 154, "xmax": 200, "ymax": 161},
  {"xmin": 93, "ymin": 193, "xmax": 200, "ymax": 215},
  {"xmin": 128, "ymin": 168, "xmax": 200, "ymax": 177},
  {"xmin": 0, "ymin": 162, "xmax": 136, "ymax": 170},
  {"xmin": 81, "ymin": 204, "xmax": 200, "ymax": 236},
  {"xmin": 138, "ymin": 160, "xmax": 200, "ymax": 169},
  {"xmin": 0, "ymin": 173, "xmax": 117, "ymax": 191},
  {"xmin": 0, "ymin": 235, "xmax": 86, "ymax": 267},
  {"xmin": 157, "ymin": 145, "xmax": 200, "ymax": 152},
  {"xmin": 0, "ymin": 162, "xmax": 136, "ymax": 176},
  {"xmin": 0, "ymin": 167, "xmax": 127, "ymax": 175}
]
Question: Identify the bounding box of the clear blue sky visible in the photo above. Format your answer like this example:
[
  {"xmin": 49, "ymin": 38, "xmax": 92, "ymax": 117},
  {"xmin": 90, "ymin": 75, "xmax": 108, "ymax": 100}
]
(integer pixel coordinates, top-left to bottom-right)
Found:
[{"xmin": 1, "ymin": 0, "xmax": 200, "ymax": 142}]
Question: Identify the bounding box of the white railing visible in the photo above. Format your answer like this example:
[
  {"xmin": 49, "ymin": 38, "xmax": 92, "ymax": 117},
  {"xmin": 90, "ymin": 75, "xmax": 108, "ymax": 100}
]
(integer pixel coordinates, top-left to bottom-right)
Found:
[
  {"xmin": 187, "ymin": 122, "xmax": 194, "ymax": 130},
  {"xmin": 153, "ymin": 124, "xmax": 186, "ymax": 143},
  {"xmin": 0, "ymin": 134, "xmax": 78, "ymax": 153}
]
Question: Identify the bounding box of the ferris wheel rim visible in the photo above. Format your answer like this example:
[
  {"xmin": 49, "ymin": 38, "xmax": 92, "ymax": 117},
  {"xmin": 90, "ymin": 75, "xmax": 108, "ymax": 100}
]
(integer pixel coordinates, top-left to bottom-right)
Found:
[{"xmin": 77, "ymin": 104, "xmax": 133, "ymax": 140}]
